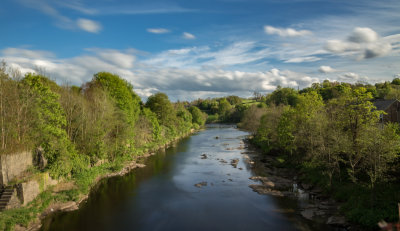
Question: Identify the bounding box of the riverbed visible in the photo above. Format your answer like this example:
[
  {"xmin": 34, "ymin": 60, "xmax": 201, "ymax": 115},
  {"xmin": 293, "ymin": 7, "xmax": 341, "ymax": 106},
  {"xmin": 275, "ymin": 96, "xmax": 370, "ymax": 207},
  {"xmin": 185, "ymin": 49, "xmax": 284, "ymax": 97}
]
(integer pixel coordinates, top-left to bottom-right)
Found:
[{"xmin": 40, "ymin": 125, "xmax": 333, "ymax": 231}]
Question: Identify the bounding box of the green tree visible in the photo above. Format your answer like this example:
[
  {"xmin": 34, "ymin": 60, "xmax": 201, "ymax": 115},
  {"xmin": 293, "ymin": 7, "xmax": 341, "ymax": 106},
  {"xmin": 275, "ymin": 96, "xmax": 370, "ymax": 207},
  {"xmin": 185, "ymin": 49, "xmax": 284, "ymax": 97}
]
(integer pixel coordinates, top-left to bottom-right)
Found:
[
  {"xmin": 226, "ymin": 95, "xmax": 242, "ymax": 105},
  {"xmin": 360, "ymin": 123, "xmax": 400, "ymax": 188},
  {"xmin": 218, "ymin": 98, "xmax": 232, "ymax": 121},
  {"xmin": 391, "ymin": 78, "xmax": 400, "ymax": 85},
  {"xmin": 189, "ymin": 106, "xmax": 206, "ymax": 128},
  {"xmin": 266, "ymin": 86, "xmax": 299, "ymax": 106},
  {"xmin": 145, "ymin": 93, "xmax": 175, "ymax": 125},
  {"xmin": 175, "ymin": 103, "xmax": 193, "ymax": 134},
  {"xmin": 23, "ymin": 73, "xmax": 87, "ymax": 177},
  {"xmin": 330, "ymin": 88, "xmax": 381, "ymax": 182},
  {"xmin": 93, "ymin": 72, "xmax": 140, "ymax": 126}
]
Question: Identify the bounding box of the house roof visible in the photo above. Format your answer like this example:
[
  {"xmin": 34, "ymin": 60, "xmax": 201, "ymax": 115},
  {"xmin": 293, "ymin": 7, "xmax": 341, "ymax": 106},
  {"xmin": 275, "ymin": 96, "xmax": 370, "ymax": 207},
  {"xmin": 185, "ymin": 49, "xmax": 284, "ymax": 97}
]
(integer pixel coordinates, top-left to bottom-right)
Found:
[{"xmin": 373, "ymin": 99, "xmax": 398, "ymax": 111}]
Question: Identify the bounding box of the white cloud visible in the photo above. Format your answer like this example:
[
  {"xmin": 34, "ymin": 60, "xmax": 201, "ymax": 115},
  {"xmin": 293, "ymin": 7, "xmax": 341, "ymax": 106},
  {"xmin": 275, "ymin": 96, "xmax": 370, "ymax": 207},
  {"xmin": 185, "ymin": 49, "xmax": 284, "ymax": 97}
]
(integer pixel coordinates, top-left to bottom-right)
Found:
[
  {"xmin": 1, "ymin": 47, "xmax": 321, "ymax": 101},
  {"xmin": 337, "ymin": 72, "xmax": 369, "ymax": 82},
  {"xmin": 77, "ymin": 18, "xmax": 102, "ymax": 33},
  {"xmin": 324, "ymin": 40, "xmax": 360, "ymax": 53},
  {"xmin": 183, "ymin": 32, "xmax": 196, "ymax": 39},
  {"xmin": 2, "ymin": 48, "xmax": 54, "ymax": 59},
  {"xmin": 133, "ymin": 67, "xmax": 317, "ymax": 99},
  {"xmin": 318, "ymin": 65, "xmax": 338, "ymax": 73},
  {"xmin": 284, "ymin": 56, "xmax": 321, "ymax": 63},
  {"xmin": 147, "ymin": 28, "xmax": 170, "ymax": 34},
  {"xmin": 324, "ymin": 27, "xmax": 397, "ymax": 59},
  {"xmin": 363, "ymin": 42, "xmax": 392, "ymax": 59},
  {"xmin": 1, "ymin": 48, "xmax": 136, "ymax": 85},
  {"xmin": 264, "ymin": 25, "xmax": 312, "ymax": 37},
  {"xmin": 144, "ymin": 41, "xmax": 270, "ymax": 68},
  {"xmin": 86, "ymin": 48, "xmax": 135, "ymax": 69},
  {"xmin": 348, "ymin": 27, "xmax": 378, "ymax": 43}
]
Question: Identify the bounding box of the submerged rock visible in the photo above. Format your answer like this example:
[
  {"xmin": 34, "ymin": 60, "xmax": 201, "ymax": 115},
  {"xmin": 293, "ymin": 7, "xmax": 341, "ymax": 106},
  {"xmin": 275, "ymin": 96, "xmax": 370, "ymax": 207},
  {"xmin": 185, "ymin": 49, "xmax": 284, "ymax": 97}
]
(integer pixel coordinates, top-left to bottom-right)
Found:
[
  {"xmin": 248, "ymin": 184, "xmax": 287, "ymax": 197},
  {"xmin": 200, "ymin": 154, "xmax": 208, "ymax": 159},
  {"xmin": 249, "ymin": 176, "xmax": 292, "ymax": 190},
  {"xmin": 194, "ymin": 182, "xmax": 208, "ymax": 188},
  {"xmin": 301, "ymin": 208, "xmax": 316, "ymax": 220},
  {"xmin": 230, "ymin": 158, "xmax": 239, "ymax": 168},
  {"xmin": 326, "ymin": 216, "xmax": 347, "ymax": 226}
]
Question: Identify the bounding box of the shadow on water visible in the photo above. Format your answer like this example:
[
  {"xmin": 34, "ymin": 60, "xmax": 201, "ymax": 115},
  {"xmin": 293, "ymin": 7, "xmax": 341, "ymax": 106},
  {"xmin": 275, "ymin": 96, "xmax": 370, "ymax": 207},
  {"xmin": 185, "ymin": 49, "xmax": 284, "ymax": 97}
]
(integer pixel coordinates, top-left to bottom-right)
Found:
[{"xmin": 41, "ymin": 126, "xmax": 335, "ymax": 231}]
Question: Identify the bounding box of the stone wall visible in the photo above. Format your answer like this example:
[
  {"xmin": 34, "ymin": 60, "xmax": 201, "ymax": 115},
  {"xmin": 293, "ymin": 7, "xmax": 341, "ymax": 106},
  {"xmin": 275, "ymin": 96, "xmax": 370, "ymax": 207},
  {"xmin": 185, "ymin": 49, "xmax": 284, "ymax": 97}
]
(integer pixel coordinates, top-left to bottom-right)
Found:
[
  {"xmin": 19, "ymin": 181, "xmax": 40, "ymax": 205},
  {"xmin": 0, "ymin": 151, "xmax": 33, "ymax": 185}
]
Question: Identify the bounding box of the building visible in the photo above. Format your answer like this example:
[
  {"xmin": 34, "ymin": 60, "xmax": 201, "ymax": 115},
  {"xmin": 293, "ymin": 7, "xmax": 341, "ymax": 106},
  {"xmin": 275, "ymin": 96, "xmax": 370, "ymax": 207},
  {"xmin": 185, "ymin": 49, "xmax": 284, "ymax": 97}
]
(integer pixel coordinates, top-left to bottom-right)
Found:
[{"xmin": 373, "ymin": 99, "xmax": 400, "ymax": 123}]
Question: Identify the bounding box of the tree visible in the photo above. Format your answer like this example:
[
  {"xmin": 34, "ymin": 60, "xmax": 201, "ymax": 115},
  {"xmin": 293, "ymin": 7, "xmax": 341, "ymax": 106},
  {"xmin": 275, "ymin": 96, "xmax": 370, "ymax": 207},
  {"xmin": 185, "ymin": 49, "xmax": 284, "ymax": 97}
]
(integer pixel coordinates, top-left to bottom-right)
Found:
[
  {"xmin": 239, "ymin": 104, "xmax": 267, "ymax": 134},
  {"xmin": 253, "ymin": 91, "xmax": 262, "ymax": 101},
  {"xmin": 330, "ymin": 87, "xmax": 381, "ymax": 182},
  {"xmin": 266, "ymin": 86, "xmax": 299, "ymax": 106},
  {"xmin": 292, "ymin": 91, "xmax": 325, "ymax": 158},
  {"xmin": 145, "ymin": 93, "xmax": 175, "ymax": 125},
  {"xmin": 23, "ymin": 73, "xmax": 87, "ymax": 177},
  {"xmin": 391, "ymin": 78, "xmax": 400, "ymax": 85},
  {"xmin": 226, "ymin": 95, "xmax": 242, "ymax": 105},
  {"xmin": 360, "ymin": 123, "xmax": 400, "ymax": 188},
  {"xmin": 93, "ymin": 72, "xmax": 141, "ymax": 126},
  {"xmin": 218, "ymin": 98, "xmax": 232, "ymax": 121},
  {"xmin": 189, "ymin": 106, "xmax": 206, "ymax": 128},
  {"xmin": 175, "ymin": 103, "xmax": 193, "ymax": 134},
  {"xmin": 254, "ymin": 105, "xmax": 286, "ymax": 152}
]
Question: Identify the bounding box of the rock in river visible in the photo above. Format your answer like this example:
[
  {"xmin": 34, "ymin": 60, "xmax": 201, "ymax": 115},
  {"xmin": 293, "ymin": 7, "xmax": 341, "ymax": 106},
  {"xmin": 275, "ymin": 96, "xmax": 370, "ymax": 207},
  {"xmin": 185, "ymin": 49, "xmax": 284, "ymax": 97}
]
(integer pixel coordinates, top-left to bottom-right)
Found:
[
  {"xmin": 194, "ymin": 182, "xmax": 208, "ymax": 188},
  {"xmin": 326, "ymin": 216, "xmax": 347, "ymax": 226},
  {"xmin": 231, "ymin": 158, "xmax": 239, "ymax": 168}
]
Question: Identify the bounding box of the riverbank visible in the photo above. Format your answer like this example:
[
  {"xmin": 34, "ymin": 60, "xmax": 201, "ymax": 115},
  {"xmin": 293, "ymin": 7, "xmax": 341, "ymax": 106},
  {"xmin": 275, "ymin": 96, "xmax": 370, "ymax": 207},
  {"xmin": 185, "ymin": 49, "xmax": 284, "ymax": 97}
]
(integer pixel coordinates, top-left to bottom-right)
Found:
[
  {"xmin": 6, "ymin": 130, "xmax": 197, "ymax": 231},
  {"xmin": 242, "ymin": 138, "xmax": 357, "ymax": 231}
]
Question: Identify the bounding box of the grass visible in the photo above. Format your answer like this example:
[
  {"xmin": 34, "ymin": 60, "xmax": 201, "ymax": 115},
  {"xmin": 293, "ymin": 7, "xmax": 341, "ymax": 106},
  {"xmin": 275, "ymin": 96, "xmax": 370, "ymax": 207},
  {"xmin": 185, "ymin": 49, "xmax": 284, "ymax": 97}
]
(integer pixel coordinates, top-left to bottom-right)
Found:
[{"xmin": 0, "ymin": 191, "xmax": 53, "ymax": 231}]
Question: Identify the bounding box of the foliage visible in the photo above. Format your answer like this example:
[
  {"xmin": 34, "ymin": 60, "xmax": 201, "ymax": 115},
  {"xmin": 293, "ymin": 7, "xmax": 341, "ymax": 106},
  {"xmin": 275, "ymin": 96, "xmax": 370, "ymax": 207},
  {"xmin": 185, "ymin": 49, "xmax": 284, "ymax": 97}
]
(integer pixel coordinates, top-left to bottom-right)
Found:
[
  {"xmin": 243, "ymin": 84, "xmax": 400, "ymax": 228},
  {"xmin": 189, "ymin": 106, "xmax": 207, "ymax": 127},
  {"xmin": 93, "ymin": 72, "xmax": 140, "ymax": 126},
  {"xmin": 23, "ymin": 73, "xmax": 88, "ymax": 178},
  {"xmin": 145, "ymin": 93, "xmax": 176, "ymax": 126},
  {"xmin": 266, "ymin": 86, "xmax": 299, "ymax": 106},
  {"xmin": 218, "ymin": 98, "xmax": 232, "ymax": 121}
]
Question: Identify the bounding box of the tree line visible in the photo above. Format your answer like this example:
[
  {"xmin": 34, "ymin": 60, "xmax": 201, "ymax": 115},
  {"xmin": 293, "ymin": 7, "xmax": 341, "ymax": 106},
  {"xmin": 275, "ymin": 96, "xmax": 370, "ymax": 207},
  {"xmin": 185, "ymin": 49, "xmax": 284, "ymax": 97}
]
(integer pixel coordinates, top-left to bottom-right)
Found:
[
  {"xmin": 239, "ymin": 81, "xmax": 400, "ymax": 228},
  {"xmin": 0, "ymin": 62, "xmax": 207, "ymax": 178}
]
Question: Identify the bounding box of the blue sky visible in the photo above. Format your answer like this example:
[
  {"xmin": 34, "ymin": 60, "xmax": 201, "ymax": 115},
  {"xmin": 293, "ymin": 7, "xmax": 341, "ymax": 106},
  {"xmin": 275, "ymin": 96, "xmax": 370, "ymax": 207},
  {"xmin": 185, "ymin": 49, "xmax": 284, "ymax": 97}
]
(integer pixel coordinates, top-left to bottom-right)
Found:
[{"xmin": 1, "ymin": 0, "xmax": 400, "ymax": 101}]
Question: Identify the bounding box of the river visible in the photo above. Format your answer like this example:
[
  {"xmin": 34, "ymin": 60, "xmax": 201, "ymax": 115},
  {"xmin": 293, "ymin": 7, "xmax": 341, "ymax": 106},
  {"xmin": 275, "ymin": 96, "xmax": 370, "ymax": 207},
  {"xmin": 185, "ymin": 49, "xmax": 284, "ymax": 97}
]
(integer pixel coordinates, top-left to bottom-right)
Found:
[{"xmin": 41, "ymin": 125, "xmax": 332, "ymax": 231}]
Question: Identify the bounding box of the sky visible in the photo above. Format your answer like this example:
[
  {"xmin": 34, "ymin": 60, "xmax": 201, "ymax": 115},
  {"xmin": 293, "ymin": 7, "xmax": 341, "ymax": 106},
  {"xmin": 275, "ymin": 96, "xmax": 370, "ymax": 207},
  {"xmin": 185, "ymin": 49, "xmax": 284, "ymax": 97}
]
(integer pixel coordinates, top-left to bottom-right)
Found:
[{"xmin": 1, "ymin": 0, "xmax": 400, "ymax": 101}]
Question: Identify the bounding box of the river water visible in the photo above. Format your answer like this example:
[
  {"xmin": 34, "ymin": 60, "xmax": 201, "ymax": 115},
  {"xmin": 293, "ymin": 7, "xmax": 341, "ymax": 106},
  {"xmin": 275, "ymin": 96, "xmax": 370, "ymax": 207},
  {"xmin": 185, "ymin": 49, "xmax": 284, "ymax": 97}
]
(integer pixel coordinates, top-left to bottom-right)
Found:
[{"xmin": 41, "ymin": 125, "xmax": 331, "ymax": 231}]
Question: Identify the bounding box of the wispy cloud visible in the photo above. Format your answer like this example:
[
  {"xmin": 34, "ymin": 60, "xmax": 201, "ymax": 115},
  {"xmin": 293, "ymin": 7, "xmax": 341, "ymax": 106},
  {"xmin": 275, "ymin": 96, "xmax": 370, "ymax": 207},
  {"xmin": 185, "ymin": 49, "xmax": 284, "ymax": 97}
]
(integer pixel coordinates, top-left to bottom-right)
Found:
[
  {"xmin": 100, "ymin": 6, "xmax": 196, "ymax": 15},
  {"xmin": 183, "ymin": 32, "xmax": 196, "ymax": 39},
  {"xmin": 284, "ymin": 56, "xmax": 320, "ymax": 63},
  {"xmin": 264, "ymin": 25, "xmax": 312, "ymax": 37},
  {"xmin": 77, "ymin": 18, "xmax": 102, "ymax": 33},
  {"xmin": 17, "ymin": 0, "xmax": 102, "ymax": 33},
  {"xmin": 147, "ymin": 28, "xmax": 170, "ymax": 34},
  {"xmin": 143, "ymin": 41, "xmax": 271, "ymax": 68},
  {"xmin": 55, "ymin": 1, "xmax": 97, "ymax": 15},
  {"xmin": 338, "ymin": 72, "xmax": 369, "ymax": 82}
]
